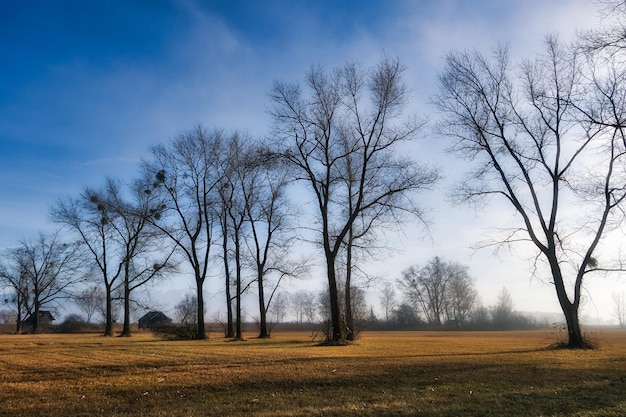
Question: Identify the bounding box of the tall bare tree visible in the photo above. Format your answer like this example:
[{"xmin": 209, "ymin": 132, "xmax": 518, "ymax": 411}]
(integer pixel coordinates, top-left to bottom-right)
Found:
[
  {"xmin": 218, "ymin": 179, "xmax": 235, "ymax": 339},
  {"xmin": 104, "ymin": 177, "xmax": 176, "ymax": 337},
  {"xmin": 238, "ymin": 143, "xmax": 308, "ymax": 338},
  {"xmin": 433, "ymin": 36, "xmax": 626, "ymax": 347},
  {"xmin": 220, "ymin": 134, "xmax": 252, "ymax": 341},
  {"xmin": 145, "ymin": 126, "xmax": 225, "ymax": 339},
  {"xmin": 269, "ymin": 57, "xmax": 438, "ymax": 344},
  {"xmin": 52, "ymin": 183, "xmax": 125, "ymax": 336}
]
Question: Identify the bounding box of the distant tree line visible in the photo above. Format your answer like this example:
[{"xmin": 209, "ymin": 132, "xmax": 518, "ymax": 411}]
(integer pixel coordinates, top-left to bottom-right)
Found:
[{"xmin": 377, "ymin": 257, "xmax": 543, "ymax": 331}]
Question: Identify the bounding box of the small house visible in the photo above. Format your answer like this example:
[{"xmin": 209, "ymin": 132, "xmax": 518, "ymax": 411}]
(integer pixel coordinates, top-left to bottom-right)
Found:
[
  {"xmin": 22, "ymin": 310, "xmax": 55, "ymax": 331},
  {"xmin": 138, "ymin": 311, "xmax": 172, "ymax": 330}
]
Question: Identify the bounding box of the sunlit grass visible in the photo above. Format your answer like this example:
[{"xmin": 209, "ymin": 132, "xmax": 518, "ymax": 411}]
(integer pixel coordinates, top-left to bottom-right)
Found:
[{"xmin": 0, "ymin": 330, "xmax": 625, "ymax": 416}]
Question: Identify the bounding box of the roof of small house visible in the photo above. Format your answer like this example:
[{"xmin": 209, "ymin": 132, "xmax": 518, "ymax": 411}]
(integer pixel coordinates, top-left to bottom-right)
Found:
[
  {"xmin": 22, "ymin": 310, "xmax": 55, "ymax": 324},
  {"xmin": 138, "ymin": 311, "xmax": 171, "ymax": 322}
]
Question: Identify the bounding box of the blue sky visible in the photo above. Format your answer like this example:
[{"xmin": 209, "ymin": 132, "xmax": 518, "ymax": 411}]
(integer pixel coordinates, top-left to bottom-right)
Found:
[{"xmin": 3, "ymin": 0, "xmax": 622, "ymax": 321}]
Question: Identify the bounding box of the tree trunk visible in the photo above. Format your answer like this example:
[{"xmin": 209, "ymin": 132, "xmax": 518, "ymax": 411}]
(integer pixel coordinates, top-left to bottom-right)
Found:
[
  {"xmin": 225, "ymin": 285, "xmax": 234, "ymax": 338},
  {"xmin": 344, "ymin": 287, "xmax": 354, "ymax": 341},
  {"xmin": 235, "ymin": 285, "xmax": 242, "ymax": 340},
  {"xmin": 223, "ymin": 222, "xmax": 234, "ymax": 339},
  {"xmin": 32, "ymin": 300, "xmax": 40, "ymax": 334},
  {"xmin": 120, "ymin": 281, "xmax": 131, "ymax": 337},
  {"xmin": 257, "ymin": 270, "xmax": 269, "ymax": 338},
  {"xmin": 562, "ymin": 302, "xmax": 585, "ymax": 348},
  {"xmin": 15, "ymin": 290, "xmax": 25, "ymax": 334},
  {"xmin": 234, "ymin": 234, "xmax": 244, "ymax": 341},
  {"xmin": 550, "ymin": 259, "xmax": 586, "ymax": 348},
  {"xmin": 195, "ymin": 276, "xmax": 207, "ymax": 340},
  {"xmin": 104, "ymin": 282, "xmax": 114, "ymax": 337},
  {"xmin": 15, "ymin": 300, "xmax": 22, "ymax": 334},
  {"xmin": 344, "ymin": 230, "xmax": 355, "ymax": 341},
  {"xmin": 326, "ymin": 253, "xmax": 344, "ymax": 345}
]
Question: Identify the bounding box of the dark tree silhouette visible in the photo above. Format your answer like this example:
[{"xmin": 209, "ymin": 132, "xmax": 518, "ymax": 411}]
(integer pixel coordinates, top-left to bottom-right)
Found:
[
  {"xmin": 145, "ymin": 126, "xmax": 225, "ymax": 339},
  {"xmin": 433, "ymin": 37, "xmax": 626, "ymax": 348},
  {"xmin": 270, "ymin": 57, "xmax": 438, "ymax": 344}
]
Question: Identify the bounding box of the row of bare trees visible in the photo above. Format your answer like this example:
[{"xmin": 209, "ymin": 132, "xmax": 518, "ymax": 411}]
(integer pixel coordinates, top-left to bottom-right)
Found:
[
  {"xmin": 46, "ymin": 177, "xmax": 175, "ymax": 336},
  {"xmin": 1, "ymin": 58, "xmax": 433, "ymax": 342},
  {"xmin": 50, "ymin": 130, "xmax": 305, "ymax": 339},
  {"xmin": 150, "ymin": 57, "xmax": 437, "ymax": 344},
  {"xmin": 144, "ymin": 129, "xmax": 308, "ymax": 340},
  {"xmin": 381, "ymin": 280, "xmax": 537, "ymax": 331}
]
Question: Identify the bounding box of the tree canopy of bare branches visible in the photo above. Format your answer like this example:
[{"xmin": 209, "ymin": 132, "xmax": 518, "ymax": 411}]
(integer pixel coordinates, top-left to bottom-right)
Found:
[
  {"xmin": 399, "ymin": 256, "xmax": 476, "ymax": 327},
  {"xmin": 239, "ymin": 141, "xmax": 309, "ymax": 338},
  {"xmin": 52, "ymin": 179, "xmax": 129, "ymax": 336},
  {"xmin": 144, "ymin": 126, "xmax": 225, "ymax": 339},
  {"xmin": 433, "ymin": 34, "xmax": 626, "ymax": 347},
  {"xmin": 270, "ymin": 57, "xmax": 438, "ymax": 344},
  {"xmin": 0, "ymin": 232, "xmax": 85, "ymax": 333}
]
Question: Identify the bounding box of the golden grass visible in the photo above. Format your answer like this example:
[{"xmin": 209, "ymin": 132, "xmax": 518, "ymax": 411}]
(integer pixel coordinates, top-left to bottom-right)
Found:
[{"xmin": 0, "ymin": 329, "xmax": 625, "ymax": 416}]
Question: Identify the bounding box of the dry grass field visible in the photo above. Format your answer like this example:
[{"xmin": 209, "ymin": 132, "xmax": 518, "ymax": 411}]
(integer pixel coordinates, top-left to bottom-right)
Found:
[{"xmin": 0, "ymin": 329, "xmax": 625, "ymax": 416}]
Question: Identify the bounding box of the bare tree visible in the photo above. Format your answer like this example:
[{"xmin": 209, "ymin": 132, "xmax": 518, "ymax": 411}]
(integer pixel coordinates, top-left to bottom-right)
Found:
[
  {"xmin": 399, "ymin": 257, "xmax": 450, "ymax": 327},
  {"xmin": 379, "ymin": 281, "xmax": 398, "ymax": 323},
  {"xmin": 145, "ymin": 126, "xmax": 225, "ymax": 339},
  {"xmin": 219, "ymin": 133, "xmax": 253, "ymax": 341},
  {"xmin": 75, "ymin": 285, "xmax": 104, "ymax": 324},
  {"xmin": 445, "ymin": 263, "xmax": 477, "ymax": 325},
  {"xmin": 104, "ymin": 177, "xmax": 176, "ymax": 337},
  {"xmin": 290, "ymin": 290, "xmax": 317, "ymax": 323},
  {"xmin": 239, "ymin": 142, "xmax": 308, "ymax": 338},
  {"xmin": 269, "ymin": 57, "xmax": 438, "ymax": 344},
  {"xmin": 490, "ymin": 287, "xmax": 515, "ymax": 330},
  {"xmin": 176, "ymin": 293, "xmax": 199, "ymax": 325},
  {"xmin": 0, "ymin": 232, "xmax": 85, "ymax": 333},
  {"xmin": 613, "ymin": 291, "xmax": 626, "ymax": 328},
  {"xmin": 433, "ymin": 36, "xmax": 626, "ymax": 348},
  {"xmin": 215, "ymin": 151, "xmax": 235, "ymax": 340},
  {"xmin": 218, "ymin": 181, "xmax": 235, "ymax": 339},
  {"xmin": 0, "ymin": 262, "xmax": 29, "ymax": 333},
  {"xmin": 52, "ymin": 186, "xmax": 125, "ymax": 336},
  {"xmin": 268, "ymin": 291, "xmax": 288, "ymax": 324}
]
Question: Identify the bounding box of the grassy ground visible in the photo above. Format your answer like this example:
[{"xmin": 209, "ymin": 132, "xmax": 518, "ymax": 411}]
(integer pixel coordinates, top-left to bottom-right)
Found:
[{"xmin": 0, "ymin": 329, "xmax": 625, "ymax": 416}]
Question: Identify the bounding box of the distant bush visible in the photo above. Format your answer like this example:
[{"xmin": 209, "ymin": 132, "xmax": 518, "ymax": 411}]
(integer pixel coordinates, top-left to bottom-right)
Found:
[
  {"xmin": 151, "ymin": 324, "xmax": 198, "ymax": 340},
  {"xmin": 56, "ymin": 314, "xmax": 102, "ymax": 333}
]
